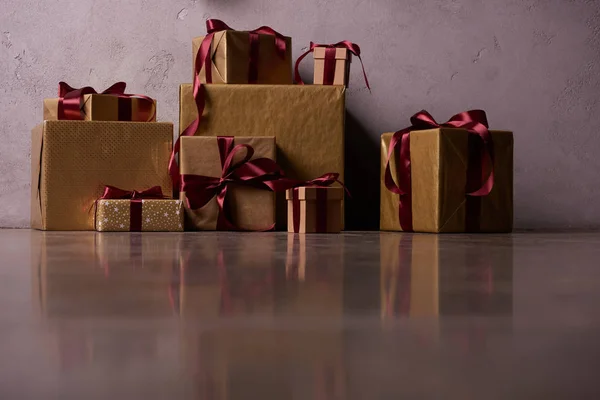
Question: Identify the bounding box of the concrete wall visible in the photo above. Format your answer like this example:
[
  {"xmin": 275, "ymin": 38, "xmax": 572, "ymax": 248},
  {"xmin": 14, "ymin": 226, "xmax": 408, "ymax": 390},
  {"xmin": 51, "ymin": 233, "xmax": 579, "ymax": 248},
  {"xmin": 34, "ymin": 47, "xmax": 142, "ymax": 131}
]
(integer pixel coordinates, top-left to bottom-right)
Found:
[{"xmin": 1, "ymin": 0, "xmax": 599, "ymax": 230}]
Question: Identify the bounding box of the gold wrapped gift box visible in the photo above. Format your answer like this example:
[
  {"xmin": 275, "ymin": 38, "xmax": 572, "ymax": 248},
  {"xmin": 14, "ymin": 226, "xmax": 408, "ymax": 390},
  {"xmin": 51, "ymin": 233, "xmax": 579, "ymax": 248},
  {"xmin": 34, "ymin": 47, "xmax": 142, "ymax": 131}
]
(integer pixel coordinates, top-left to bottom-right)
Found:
[
  {"xmin": 179, "ymin": 84, "xmax": 345, "ymax": 229},
  {"xmin": 313, "ymin": 47, "xmax": 351, "ymax": 86},
  {"xmin": 180, "ymin": 136, "xmax": 276, "ymax": 231},
  {"xmin": 286, "ymin": 187, "xmax": 343, "ymax": 233},
  {"xmin": 380, "ymin": 128, "xmax": 513, "ymax": 233},
  {"xmin": 95, "ymin": 199, "xmax": 184, "ymax": 232},
  {"xmin": 193, "ymin": 31, "xmax": 292, "ymax": 84},
  {"xmin": 43, "ymin": 94, "xmax": 156, "ymax": 122},
  {"xmin": 31, "ymin": 121, "xmax": 173, "ymax": 230}
]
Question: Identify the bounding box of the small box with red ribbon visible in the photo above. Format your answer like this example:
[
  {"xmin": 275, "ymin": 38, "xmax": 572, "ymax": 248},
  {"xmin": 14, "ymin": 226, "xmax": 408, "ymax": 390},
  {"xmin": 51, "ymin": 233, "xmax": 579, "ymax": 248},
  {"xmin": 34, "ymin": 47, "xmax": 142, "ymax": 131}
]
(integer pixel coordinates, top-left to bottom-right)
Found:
[
  {"xmin": 95, "ymin": 186, "xmax": 184, "ymax": 232},
  {"xmin": 44, "ymin": 82, "xmax": 156, "ymax": 122},
  {"xmin": 286, "ymin": 186, "xmax": 344, "ymax": 233},
  {"xmin": 193, "ymin": 19, "xmax": 292, "ymax": 84},
  {"xmin": 380, "ymin": 110, "xmax": 513, "ymax": 233}
]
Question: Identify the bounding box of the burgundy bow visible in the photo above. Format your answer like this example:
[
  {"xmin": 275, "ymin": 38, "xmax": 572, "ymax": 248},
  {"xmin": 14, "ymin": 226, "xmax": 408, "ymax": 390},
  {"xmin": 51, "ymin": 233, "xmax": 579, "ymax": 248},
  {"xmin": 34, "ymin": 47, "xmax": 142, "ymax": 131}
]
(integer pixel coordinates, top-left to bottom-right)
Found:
[
  {"xmin": 384, "ymin": 110, "xmax": 494, "ymax": 232},
  {"xmin": 294, "ymin": 41, "xmax": 370, "ymax": 90},
  {"xmin": 170, "ymin": 20, "xmax": 289, "ymax": 195},
  {"xmin": 57, "ymin": 82, "xmax": 155, "ymax": 121},
  {"xmin": 98, "ymin": 185, "xmax": 166, "ymax": 231}
]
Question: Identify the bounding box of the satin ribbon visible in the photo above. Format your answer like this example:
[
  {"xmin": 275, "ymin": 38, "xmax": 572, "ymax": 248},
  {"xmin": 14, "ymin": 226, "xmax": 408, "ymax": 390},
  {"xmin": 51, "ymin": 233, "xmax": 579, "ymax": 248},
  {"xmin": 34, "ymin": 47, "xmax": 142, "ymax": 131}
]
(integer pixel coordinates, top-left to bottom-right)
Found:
[
  {"xmin": 169, "ymin": 20, "xmax": 288, "ymax": 194},
  {"xmin": 294, "ymin": 41, "xmax": 370, "ymax": 90},
  {"xmin": 384, "ymin": 110, "xmax": 494, "ymax": 232},
  {"xmin": 57, "ymin": 82, "xmax": 155, "ymax": 121},
  {"xmin": 181, "ymin": 136, "xmax": 345, "ymax": 231},
  {"xmin": 98, "ymin": 185, "xmax": 165, "ymax": 231}
]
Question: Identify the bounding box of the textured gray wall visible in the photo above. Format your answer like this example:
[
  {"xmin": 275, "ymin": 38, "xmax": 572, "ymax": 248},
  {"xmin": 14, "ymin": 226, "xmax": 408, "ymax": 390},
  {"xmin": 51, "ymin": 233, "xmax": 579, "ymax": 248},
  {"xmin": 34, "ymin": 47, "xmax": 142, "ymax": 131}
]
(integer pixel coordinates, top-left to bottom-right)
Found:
[{"xmin": 1, "ymin": 0, "xmax": 599, "ymax": 229}]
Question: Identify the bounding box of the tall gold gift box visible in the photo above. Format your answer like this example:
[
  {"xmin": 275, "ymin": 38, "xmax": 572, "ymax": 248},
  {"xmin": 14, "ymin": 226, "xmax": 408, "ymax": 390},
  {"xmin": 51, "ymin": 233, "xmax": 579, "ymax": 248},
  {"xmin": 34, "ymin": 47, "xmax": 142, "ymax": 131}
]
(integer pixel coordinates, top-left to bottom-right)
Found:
[
  {"xmin": 380, "ymin": 128, "xmax": 513, "ymax": 233},
  {"xmin": 179, "ymin": 84, "xmax": 345, "ymax": 228},
  {"xmin": 31, "ymin": 121, "xmax": 173, "ymax": 230}
]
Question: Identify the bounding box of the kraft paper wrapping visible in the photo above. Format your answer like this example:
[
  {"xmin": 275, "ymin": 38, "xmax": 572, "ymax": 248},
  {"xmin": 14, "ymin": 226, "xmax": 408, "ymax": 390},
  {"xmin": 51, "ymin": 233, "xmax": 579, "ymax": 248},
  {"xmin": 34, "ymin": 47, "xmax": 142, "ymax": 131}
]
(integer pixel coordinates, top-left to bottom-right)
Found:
[
  {"xmin": 380, "ymin": 128, "xmax": 513, "ymax": 233},
  {"xmin": 379, "ymin": 233, "xmax": 513, "ymax": 318},
  {"xmin": 313, "ymin": 47, "xmax": 351, "ymax": 86},
  {"xmin": 43, "ymin": 95, "xmax": 157, "ymax": 122},
  {"xmin": 179, "ymin": 84, "xmax": 346, "ymax": 229},
  {"xmin": 31, "ymin": 121, "xmax": 173, "ymax": 231},
  {"xmin": 286, "ymin": 187, "xmax": 343, "ymax": 233},
  {"xmin": 193, "ymin": 31, "xmax": 293, "ymax": 84},
  {"xmin": 179, "ymin": 136, "xmax": 276, "ymax": 231},
  {"xmin": 95, "ymin": 199, "xmax": 184, "ymax": 232}
]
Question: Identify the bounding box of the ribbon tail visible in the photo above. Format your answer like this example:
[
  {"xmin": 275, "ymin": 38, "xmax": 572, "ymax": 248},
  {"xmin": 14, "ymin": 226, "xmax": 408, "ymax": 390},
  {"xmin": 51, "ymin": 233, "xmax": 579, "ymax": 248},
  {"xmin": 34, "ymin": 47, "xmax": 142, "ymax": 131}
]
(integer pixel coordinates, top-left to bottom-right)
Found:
[
  {"xmin": 356, "ymin": 55, "xmax": 371, "ymax": 91},
  {"xmin": 294, "ymin": 48, "xmax": 313, "ymax": 85}
]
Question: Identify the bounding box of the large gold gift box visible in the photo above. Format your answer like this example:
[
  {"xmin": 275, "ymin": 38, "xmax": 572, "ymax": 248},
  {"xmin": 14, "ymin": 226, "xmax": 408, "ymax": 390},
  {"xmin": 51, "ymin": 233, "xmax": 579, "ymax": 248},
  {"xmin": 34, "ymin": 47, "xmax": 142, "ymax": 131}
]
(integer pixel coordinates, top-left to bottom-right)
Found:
[
  {"xmin": 180, "ymin": 136, "xmax": 276, "ymax": 231},
  {"xmin": 193, "ymin": 31, "xmax": 292, "ymax": 84},
  {"xmin": 380, "ymin": 128, "xmax": 513, "ymax": 233},
  {"xmin": 179, "ymin": 84, "xmax": 346, "ymax": 228},
  {"xmin": 31, "ymin": 121, "xmax": 173, "ymax": 230},
  {"xmin": 43, "ymin": 94, "xmax": 156, "ymax": 122}
]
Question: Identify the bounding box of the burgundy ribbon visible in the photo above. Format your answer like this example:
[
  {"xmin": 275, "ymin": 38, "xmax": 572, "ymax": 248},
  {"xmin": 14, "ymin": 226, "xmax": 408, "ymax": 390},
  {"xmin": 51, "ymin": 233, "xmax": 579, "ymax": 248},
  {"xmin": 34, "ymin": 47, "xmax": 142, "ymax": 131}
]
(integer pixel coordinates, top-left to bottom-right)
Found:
[
  {"xmin": 294, "ymin": 41, "xmax": 370, "ymax": 90},
  {"xmin": 181, "ymin": 136, "xmax": 344, "ymax": 231},
  {"xmin": 384, "ymin": 110, "xmax": 494, "ymax": 232},
  {"xmin": 169, "ymin": 20, "xmax": 288, "ymax": 194},
  {"xmin": 57, "ymin": 82, "xmax": 156, "ymax": 121},
  {"xmin": 98, "ymin": 185, "xmax": 165, "ymax": 231}
]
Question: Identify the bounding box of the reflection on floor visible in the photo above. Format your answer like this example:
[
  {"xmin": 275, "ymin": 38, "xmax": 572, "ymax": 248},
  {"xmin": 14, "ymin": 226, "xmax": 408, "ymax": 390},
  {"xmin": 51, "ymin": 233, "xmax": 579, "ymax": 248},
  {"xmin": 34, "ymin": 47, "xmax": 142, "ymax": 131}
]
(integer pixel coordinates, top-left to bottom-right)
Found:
[{"xmin": 1, "ymin": 230, "xmax": 599, "ymax": 398}]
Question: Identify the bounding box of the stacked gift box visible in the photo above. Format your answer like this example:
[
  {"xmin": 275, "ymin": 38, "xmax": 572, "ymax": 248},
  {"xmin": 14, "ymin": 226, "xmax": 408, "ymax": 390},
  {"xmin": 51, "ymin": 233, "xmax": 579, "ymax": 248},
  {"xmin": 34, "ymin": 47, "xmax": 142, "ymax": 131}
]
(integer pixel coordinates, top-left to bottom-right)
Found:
[{"xmin": 31, "ymin": 18, "xmax": 513, "ymax": 234}]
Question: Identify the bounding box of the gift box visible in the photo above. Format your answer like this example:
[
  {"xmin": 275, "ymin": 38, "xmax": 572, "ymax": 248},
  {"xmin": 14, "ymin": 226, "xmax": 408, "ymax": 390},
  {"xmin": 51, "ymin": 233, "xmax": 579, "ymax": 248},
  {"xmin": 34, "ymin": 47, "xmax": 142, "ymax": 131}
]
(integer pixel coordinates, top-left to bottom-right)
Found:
[
  {"xmin": 179, "ymin": 84, "xmax": 345, "ymax": 228},
  {"xmin": 180, "ymin": 136, "xmax": 276, "ymax": 231},
  {"xmin": 43, "ymin": 94, "xmax": 156, "ymax": 122},
  {"xmin": 95, "ymin": 198, "xmax": 184, "ymax": 232},
  {"xmin": 313, "ymin": 47, "xmax": 351, "ymax": 86},
  {"xmin": 286, "ymin": 187, "xmax": 343, "ymax": 233},
  {"xmin": 193, "ymin": 21, "xmax": 292, "ymax": 84},
  {"xmin": 31, "ymin": 121, "xmax": 173, "ymax": 230},
  {"xmin": 380, "ymin": 111, "xmax": 513, "ymax": 233}
]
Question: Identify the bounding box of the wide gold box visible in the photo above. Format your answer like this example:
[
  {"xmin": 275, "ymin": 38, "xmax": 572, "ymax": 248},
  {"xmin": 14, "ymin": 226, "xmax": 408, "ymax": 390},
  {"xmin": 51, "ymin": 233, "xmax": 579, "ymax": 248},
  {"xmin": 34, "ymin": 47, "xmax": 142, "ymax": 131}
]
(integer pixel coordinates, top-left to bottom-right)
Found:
[
  {"xmin": 180, "ymin": 136, "xmax": 276, "ymax": 231},
  {"xmin": 193, "ymin": 31, "xmax": 292, "ymax": 84},
  {"xmin": 179, "ymin": 84, "xmax": 345, "ymax": 229},
  {"xmin": 380, "ymin": 128, "xmax": 513, "ymax": 233},
  {"xmin": 95, "ymin": 199, "xmax": 184, "ymax": 232},
  {"xmin": 31, "ymin": 121, "xmax": 173, "ymax": 231},
  {"xmin": 43, "ymin": 94, "xmax": 156, "ymax": 122}
]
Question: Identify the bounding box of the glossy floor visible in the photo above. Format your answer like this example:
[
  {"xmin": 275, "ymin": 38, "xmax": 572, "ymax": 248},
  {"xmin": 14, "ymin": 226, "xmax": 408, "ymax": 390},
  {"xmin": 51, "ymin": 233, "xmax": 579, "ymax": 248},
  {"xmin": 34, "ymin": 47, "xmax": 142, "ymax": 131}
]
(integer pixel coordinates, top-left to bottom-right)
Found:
[{"xmin": 1, "ymin": 230, "xmax": 599, "ymax": 398}]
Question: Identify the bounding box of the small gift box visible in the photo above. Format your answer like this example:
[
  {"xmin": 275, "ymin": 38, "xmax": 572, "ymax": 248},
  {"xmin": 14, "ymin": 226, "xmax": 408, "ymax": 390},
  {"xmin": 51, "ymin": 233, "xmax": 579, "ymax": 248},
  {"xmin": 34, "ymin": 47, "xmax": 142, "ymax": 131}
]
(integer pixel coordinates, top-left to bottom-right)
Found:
[
  {"xmin": 286, "ymin": 186, "xmax": 343, "ymax": 233},
  {"xmin": 313, "ymin": 47, "xmax": 351, "ymax": 86},
  {"xmin": 43, "ymin": 82, "xmax": 156, "ymax": 122},
  {"xmin": 95, "ymin": 186, "xmax": 184, "ymax": 232},
  {"xmin": 180, "ymin": 136, "xmax": 277, "ymax": 231},
  {"xmin": 31, "ymin": 121, "xmax": 173, "ymax": 230},
  {"xmin": 380, "ymin": 110, "xmax": 513, "ymax": 233},
  {"xmin": 193, "ymin": 19, "xmax": 292, "ymax": 84}
]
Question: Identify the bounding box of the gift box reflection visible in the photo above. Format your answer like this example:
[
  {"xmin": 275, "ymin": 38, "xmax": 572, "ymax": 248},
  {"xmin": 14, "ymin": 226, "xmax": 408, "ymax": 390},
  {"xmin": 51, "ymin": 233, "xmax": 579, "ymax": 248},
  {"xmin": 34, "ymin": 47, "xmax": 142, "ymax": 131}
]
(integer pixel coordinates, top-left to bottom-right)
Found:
[
  {"xmin": 34, "ymin": 233, "xmax": 181, "ymax": 369},
  {"xmin": 179, "ymin": 234, "xmax": 346, "ymax": 399},
  {"xmin": 380, "ymin": 234, "xmax": 513, "ymax": 318}
]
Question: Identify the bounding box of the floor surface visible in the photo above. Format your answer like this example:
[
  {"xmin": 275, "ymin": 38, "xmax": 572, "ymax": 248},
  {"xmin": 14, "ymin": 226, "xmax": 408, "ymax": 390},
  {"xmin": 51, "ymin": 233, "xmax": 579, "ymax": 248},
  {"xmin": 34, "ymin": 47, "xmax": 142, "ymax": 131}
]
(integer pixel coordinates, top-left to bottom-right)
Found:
[{"xmin": 1, "ymin": 230, "xmax": 599, "ymax": 398}]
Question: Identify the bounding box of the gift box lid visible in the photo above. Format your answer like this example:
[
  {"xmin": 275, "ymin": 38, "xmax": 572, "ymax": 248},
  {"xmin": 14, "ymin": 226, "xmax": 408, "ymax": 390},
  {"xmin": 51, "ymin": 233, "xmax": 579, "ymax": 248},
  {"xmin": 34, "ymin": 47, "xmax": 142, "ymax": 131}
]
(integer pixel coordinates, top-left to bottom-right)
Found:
[
  {"xmin": 286, "ymin": 186, "xmax": 344, "ymax": 201},
  {"xmin": 313, "ymin": 47, "xmax": 350, "ymax": 61}
]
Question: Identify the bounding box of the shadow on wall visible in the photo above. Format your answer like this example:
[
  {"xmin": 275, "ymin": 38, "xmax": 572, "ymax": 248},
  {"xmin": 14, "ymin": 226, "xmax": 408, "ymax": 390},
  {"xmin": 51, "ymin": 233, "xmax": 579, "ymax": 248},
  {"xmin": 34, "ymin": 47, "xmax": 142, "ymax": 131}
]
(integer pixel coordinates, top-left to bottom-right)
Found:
[{"xmin": 345, "ymin": 111, "xmax": 379, "ymax": 230}]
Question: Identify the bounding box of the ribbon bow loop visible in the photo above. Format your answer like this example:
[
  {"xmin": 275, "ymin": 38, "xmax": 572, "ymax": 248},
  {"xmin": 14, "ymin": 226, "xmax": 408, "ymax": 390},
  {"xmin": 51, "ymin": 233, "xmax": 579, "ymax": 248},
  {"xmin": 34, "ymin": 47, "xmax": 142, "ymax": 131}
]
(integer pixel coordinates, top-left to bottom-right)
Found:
[{"xmin": 100, "ymin": 185, "xmax": 165, "ymax": 201}]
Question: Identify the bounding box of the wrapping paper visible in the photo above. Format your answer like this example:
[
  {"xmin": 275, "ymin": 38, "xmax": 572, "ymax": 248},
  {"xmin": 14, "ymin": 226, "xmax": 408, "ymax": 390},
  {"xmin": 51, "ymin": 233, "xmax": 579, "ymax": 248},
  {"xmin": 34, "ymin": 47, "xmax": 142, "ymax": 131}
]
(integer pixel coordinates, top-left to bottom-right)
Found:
[
  {"xmin": 180, "ymin": 136, "xmax": 276, "ymax": 231},
  {"xmin": 313, "ymin": 47, "xmax": 351, "ymax": 86},
  {"xmin": 43, "ymin": 94, "xmax": 156, "ymax": 122},
  {"xmin": 95, "ymin": 199, "xmax": 184, "ymax": 232},
  {"xmin": 178, "ymin": 84, "xmax": 345, "ymax": 229},
  {"xmin": 286, "ymin": 187, "xmax": 343, "ymax": 233},
  {"xmin": 31, "ymin": 121, "xmax": 173, "ymax": 230},
  {"xmin": 380, "ymin": 128, "xmax": 513, "ymax": 233},
  {"xmin": 193, "ymin": 30, "xmax": 292, "ymax": 84}
]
